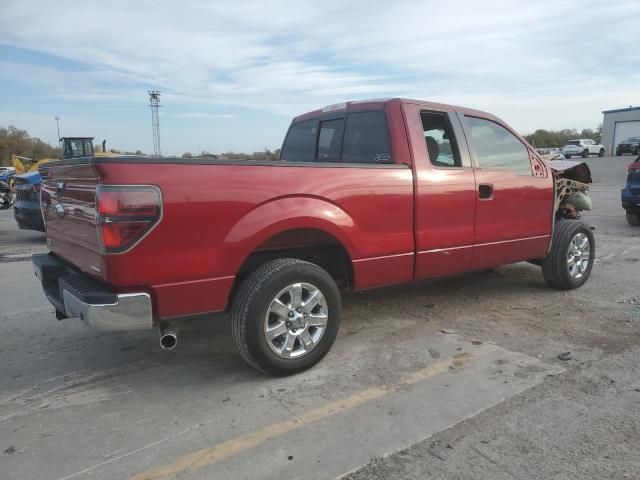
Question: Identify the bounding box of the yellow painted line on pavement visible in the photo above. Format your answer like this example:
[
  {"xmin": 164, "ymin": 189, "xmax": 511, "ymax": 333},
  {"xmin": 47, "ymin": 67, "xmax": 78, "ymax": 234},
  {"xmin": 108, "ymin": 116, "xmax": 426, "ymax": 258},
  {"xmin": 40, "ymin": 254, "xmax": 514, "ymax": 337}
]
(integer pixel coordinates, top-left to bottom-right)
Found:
[{"xmin": 130, "ymin": 343, "xmax": 496, "ymax": 480}]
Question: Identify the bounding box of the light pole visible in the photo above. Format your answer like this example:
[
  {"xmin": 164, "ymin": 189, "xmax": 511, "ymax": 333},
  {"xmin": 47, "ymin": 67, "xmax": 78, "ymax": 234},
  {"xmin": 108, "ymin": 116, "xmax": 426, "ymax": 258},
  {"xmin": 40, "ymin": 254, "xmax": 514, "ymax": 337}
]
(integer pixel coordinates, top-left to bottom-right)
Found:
[{"xmin": 54, "ymin": 116, "xmax": 61, "ymax": 147}]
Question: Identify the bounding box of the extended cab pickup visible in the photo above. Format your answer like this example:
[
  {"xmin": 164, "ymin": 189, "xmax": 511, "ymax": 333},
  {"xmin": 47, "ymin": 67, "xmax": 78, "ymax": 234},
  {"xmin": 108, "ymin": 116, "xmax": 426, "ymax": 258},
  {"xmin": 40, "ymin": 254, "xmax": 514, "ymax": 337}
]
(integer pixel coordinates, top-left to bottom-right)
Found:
[{"xmin": 33, "ymin": 99, "xmax": 595, "ymax": 375}]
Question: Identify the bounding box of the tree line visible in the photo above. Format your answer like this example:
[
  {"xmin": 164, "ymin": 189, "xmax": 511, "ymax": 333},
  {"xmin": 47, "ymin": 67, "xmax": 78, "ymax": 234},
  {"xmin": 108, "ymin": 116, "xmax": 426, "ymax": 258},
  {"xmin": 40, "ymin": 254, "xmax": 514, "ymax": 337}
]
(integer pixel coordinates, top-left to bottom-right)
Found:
[
  {"xmin": 524, "ymin": 126, "xmax": 602, "ymax": 148},
  {"xmin": 181, "ymin": 149, "xmax": 281, "ymax": 161},
  {"xmin": 0, "ymin": 125, "xmax": 61, "ymax": 166}
]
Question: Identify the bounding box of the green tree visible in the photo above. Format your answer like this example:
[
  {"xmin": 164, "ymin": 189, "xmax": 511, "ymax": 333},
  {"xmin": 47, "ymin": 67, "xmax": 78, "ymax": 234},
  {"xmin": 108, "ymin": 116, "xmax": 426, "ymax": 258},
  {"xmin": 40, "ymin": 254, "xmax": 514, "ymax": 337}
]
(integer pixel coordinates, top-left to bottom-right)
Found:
[
  {"xmin": 0, "ymin": 125, "xmax": 61, "ymax": 166},
  {"xmin": 524, "ymin": 126, "xmax": 601, "ymax": 148}
]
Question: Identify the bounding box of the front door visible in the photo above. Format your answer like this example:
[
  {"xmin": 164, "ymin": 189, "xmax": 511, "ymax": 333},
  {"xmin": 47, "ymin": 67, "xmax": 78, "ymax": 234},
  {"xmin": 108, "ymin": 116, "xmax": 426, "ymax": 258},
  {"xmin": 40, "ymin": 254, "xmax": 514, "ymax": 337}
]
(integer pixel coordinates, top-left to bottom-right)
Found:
[{"xmin": 459, "ymin": 114, "xmax": 554, "ymax": 269}]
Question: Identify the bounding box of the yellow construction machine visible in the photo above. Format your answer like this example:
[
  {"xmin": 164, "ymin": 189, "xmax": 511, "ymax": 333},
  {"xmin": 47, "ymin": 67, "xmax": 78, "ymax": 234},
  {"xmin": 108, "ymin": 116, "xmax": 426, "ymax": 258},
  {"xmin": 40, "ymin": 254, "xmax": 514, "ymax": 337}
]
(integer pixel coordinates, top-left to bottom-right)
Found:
[{"xmin": 11, "ymin": 137, "xmax": 117, "ymax": 175}]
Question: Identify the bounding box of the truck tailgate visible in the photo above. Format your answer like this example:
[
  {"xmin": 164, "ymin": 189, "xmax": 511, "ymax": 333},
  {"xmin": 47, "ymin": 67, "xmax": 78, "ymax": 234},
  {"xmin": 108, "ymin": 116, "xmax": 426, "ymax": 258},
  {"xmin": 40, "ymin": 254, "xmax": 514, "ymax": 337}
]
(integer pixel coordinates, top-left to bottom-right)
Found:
[{"xmin": 40, "ymin": 162, "xmax": 103, "ymax": 279}]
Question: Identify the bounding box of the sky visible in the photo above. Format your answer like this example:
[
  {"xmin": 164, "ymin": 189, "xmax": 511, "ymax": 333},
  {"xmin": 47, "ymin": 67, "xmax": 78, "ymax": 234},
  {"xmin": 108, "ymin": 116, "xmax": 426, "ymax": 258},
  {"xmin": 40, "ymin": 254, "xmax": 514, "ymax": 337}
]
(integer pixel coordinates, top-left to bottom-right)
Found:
[{"xmin": 0, "ymin": 0, "xmax": 639, "ymax": 155}]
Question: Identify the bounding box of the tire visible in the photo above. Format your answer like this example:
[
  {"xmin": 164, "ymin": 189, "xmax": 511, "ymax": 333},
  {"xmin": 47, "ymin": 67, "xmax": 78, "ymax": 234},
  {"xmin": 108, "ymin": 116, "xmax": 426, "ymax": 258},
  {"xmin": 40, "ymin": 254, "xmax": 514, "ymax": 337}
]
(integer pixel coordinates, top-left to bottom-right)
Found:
[
  {"xmin": 541, "ymin": 220, "xmax": 595, "ymax": 290},
  {"xmin": 626, "ymin": 212, "xmax": 640, "ymax": 226},
  {"xmin": 581, "ymin": 149, "xmax": 589, "ymax": 158},
  {"xmin": 616, "ymin": 152, "xmax": 622, "ymax": 156},
  {"xmin": 598, "ymin": 148, "xmax": 605, "ymax": 157},
  {"xmin": 565, "ymin": 155, "xmax": 571, "ymax": 159},
  {"xmin": 231, "ymin": 258, "xmax": 341, "ymax": 375}
]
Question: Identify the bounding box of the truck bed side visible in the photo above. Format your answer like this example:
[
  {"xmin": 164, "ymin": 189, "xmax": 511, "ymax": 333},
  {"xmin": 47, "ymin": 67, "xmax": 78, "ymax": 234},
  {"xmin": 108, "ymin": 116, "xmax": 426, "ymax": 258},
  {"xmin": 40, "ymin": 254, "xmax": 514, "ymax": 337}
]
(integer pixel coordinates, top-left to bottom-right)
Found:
[{"xmin": 43, "ymin": 158, "xmax": 415, "ymax": 319}]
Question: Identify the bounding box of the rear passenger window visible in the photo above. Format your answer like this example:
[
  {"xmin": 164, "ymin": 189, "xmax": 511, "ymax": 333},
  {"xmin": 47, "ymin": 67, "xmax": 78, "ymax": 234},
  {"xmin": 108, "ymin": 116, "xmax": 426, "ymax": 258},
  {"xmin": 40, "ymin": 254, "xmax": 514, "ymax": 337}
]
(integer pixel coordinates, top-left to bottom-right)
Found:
[
  {"xmin": 280, "ymin": 120, "xmax": 317, "ymax": 162},
  {"xmin": 421, "ymin": 111, "xmax": 461, "ymax": 167},
  {"xmin": 317, "ymin": 119, "xmax": 344, "ymax": 162},
  {"xmin": 465, "ymin": 116, "xmax": 532, "ymax": 176},
  {"xmin": 342, "ymin": 112, "xmax": 392, "ymax": 163}
]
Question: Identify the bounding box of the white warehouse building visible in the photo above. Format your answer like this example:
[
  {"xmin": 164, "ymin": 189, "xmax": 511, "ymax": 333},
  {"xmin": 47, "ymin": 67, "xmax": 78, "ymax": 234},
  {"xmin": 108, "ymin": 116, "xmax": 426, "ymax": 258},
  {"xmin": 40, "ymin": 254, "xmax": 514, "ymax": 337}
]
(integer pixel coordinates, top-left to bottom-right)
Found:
[{"xmin": 601, "ymin": 106, "xmax": 640, "ymax": 155}]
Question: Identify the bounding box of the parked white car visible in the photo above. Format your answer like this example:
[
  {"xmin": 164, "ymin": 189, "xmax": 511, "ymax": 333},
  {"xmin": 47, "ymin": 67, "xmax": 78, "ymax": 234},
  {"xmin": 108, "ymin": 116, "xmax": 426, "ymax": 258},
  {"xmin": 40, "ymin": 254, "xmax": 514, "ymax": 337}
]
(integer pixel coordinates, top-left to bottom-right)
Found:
[{"xmin": 562, "ymin": 139, "xmax": 605, "ymax": 159}]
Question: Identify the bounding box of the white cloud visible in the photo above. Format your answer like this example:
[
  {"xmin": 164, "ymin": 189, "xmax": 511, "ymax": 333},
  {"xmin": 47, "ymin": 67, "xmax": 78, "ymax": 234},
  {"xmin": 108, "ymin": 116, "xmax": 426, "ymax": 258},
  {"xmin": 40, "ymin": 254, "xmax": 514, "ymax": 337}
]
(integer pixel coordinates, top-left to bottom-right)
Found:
[{"xmin": 0, "ymin": 0, "xmax": 639, "ymax": 147}]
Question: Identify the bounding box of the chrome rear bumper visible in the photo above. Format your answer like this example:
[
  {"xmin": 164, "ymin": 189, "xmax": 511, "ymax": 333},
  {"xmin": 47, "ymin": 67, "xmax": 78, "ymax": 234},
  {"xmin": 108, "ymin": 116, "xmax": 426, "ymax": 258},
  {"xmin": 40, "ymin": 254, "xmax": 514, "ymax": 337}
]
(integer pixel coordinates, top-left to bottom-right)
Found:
[
  {"xmin": 33, "ymin": 253, "xmax": 153, "ymax": 331},
  {"xmin": 62, "ymin": 290, "xmax": 153, "ymax": 331}
]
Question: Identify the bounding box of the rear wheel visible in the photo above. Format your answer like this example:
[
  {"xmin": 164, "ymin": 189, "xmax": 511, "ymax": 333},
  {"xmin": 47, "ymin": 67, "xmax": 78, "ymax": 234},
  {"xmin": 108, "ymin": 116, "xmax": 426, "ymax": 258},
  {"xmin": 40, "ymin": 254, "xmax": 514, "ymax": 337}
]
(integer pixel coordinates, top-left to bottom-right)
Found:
[
  {"xmin": 581, "ymin": 149, "xmax": 589, "ymax": 158},
  {"xmin": 231, "ymin": 258, "xmax": 341, "ymax": 375},
  {"xmin": 565, "ymin": 155, "xmax": 572, "ymax": 159},
  {"xmin": 598, "ymin": 148, "xmax": 605, "ymax": 157},
  {"xmin": 626, "ymin": 212, "xmax": 640, "ymax": 226},
  {"xmin": 542, "ymin": 220, "xmax": 594, "ymax": 289}
]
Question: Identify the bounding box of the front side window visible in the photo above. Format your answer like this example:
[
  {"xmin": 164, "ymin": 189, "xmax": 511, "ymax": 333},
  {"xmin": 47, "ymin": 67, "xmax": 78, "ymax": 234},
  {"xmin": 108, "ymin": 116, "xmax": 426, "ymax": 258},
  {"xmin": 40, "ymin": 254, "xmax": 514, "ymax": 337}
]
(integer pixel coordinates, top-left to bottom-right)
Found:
[
  {"xmin": 465, "ymin": 116, "xmax": 532, "ymax": 176},
  {"xmin": 421, "ymin": 111, "xmax": 461, "ymax": 167},
  {"xmin": 64, "ymin": 140, "xmax": 85, "ymax": 158},
  {"xmin": 83, "ymin": 140, "xmax": 94, "ymax": 156},
  {"xmin": 280, "ymin": 120, "xmax": 317, "ymax": 162}
]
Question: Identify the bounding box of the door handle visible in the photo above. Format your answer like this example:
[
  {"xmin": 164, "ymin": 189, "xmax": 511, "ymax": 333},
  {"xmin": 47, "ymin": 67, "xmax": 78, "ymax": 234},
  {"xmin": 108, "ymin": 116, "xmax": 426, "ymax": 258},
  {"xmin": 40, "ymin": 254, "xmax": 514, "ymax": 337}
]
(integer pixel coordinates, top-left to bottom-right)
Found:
[{"xmin": 478, "ymin": 183, "xmax": 493, "ymax": 199}]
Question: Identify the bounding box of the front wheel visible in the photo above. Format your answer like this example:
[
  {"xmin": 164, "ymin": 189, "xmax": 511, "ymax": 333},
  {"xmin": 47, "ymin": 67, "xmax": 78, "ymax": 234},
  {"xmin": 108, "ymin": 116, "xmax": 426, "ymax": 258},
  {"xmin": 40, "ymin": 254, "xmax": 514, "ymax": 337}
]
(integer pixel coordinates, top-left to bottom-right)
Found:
[
  {"xmin": 626, "ymin": 212, "xmax": 640, "ymax": 226},
  {"xmin": 582, "ymin": 149, "xmax": 589, "ymax": 158},
  {"xmin": 565, "ymin": 154, "xmax": 572, "ymax": 159},
  {"xmin": 598, "ymin": 148, "xmax": 605, "ymax": 157},
  {"xmin": 541, "ymin": 220, "xmax": 595, "ymax": 289},
  {"xmin": 231, "ymin": 258, "xmax": 341, "ymax": 375}
]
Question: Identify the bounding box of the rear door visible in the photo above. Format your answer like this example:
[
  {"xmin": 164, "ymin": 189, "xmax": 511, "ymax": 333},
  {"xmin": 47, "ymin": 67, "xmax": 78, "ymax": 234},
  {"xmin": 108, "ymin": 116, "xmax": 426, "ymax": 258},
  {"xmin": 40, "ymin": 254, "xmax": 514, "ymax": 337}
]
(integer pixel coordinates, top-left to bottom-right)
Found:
[
  {"xmin": 459, "ymin": 113, "xmax": 553, "ymax": 269},
  {"xmin": 403, "ymin": 103, "xmax": 477, "ymax": 279}
]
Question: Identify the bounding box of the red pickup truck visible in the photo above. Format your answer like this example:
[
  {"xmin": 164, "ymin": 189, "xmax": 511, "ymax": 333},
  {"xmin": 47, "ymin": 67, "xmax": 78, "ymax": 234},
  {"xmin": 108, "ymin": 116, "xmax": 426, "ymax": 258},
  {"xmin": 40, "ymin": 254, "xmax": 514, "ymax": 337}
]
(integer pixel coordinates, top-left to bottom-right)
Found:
[{"xmin": 33, "ymin": 98, "xmax": 594, "ymax": 375}]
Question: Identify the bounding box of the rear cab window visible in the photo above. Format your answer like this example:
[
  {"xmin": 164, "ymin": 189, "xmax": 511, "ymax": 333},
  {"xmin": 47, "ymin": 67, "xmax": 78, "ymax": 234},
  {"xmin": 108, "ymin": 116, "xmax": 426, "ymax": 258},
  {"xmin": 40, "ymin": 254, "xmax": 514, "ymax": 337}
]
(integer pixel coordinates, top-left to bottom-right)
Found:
[
  {"xmin": 317, "ymin": 119, "xmax": 344, "ymax": 162},
  {"xmin": 342, "ymin": 111, "xmax": 392, "ymax": 163},
  {"xmin": 280, "ymin": 120, "xmax": 317, "ymax": 162},
  {"xmin": 280, "ymin": 110, "xmax": 393, "ymax": 164}
]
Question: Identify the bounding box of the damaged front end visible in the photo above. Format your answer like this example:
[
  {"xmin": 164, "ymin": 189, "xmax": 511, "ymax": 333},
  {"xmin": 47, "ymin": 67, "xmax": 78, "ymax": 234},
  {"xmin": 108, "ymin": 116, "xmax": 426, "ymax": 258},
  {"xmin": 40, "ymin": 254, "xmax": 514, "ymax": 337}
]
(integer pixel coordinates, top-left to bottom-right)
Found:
[{"xmin": 549, "ymin": 160, "xmax": 592, "ymax": 220}]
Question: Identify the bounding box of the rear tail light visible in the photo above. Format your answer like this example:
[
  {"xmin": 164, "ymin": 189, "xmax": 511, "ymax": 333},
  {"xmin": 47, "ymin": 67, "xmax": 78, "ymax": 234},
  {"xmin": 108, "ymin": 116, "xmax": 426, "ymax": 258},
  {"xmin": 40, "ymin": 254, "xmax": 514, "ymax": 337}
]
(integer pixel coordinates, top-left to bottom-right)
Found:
[
  {"xmin": 96, "ymin": 185, "xmax": 162, "ymax": 253},
  {"xmin": 628, "ymin": 162, "xmax": 640, "ymax": 174}
]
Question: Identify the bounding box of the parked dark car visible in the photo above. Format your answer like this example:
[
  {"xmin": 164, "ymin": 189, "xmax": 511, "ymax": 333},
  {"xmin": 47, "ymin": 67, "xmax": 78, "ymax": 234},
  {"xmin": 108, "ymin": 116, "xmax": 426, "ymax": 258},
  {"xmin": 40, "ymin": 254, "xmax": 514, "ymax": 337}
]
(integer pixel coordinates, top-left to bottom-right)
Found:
[
  {"xmin": 0, "ymin": 179, "xmax": 14, "ymax": 210},
  {"xmin": 14, "ymin": 171, "xmax": 45, "ymax": 231},
  {"xmin": 622, "ymin": 156, "xmax": 640, "ymax": 226},
  {"xmin": 616, "ymin": 137, "xmax": 640, "ymax": 156}
]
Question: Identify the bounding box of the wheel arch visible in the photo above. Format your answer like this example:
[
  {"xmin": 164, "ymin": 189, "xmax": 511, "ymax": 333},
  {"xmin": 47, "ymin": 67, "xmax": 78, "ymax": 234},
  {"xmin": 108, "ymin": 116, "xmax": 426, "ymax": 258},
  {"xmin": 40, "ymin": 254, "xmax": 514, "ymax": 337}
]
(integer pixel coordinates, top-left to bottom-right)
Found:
[{"xmin": 224, "ymin": 196, "xmax": 361, "ymax": 304}]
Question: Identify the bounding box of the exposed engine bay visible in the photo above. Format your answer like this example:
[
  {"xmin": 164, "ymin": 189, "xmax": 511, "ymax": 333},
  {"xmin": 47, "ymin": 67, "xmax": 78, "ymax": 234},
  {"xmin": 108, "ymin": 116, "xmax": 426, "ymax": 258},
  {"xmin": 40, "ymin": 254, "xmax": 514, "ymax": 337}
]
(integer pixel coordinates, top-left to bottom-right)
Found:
[{"xmin": 548, "ymin": 160, "xmax": 592, "ymax": 220}]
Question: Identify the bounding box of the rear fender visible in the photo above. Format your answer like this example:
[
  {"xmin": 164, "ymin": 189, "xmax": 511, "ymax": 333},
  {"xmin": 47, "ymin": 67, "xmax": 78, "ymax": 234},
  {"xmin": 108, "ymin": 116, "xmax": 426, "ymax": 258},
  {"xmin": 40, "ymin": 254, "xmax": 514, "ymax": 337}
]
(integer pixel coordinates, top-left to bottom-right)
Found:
[{"xmin": 224, "ymin": 196, "xmax": 361, "ymax": 269}]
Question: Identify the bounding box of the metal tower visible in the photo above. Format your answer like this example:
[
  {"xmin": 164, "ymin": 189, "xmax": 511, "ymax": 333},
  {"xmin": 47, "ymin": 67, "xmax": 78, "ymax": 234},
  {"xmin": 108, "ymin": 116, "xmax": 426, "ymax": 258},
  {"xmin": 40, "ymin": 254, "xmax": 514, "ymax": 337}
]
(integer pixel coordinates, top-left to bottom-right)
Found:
[{"xmin": 148, "ymin": 91, "xmax": 162, "ymax": 156}]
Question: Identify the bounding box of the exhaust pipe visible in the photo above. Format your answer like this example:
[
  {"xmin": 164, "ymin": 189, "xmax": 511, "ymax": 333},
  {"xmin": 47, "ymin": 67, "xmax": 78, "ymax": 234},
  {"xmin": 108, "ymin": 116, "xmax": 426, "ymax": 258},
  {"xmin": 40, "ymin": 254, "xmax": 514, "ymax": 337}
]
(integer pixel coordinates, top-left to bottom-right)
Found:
[{"xmin": 159, "ymin": 327, "xmax": 177, "ymax": 350}]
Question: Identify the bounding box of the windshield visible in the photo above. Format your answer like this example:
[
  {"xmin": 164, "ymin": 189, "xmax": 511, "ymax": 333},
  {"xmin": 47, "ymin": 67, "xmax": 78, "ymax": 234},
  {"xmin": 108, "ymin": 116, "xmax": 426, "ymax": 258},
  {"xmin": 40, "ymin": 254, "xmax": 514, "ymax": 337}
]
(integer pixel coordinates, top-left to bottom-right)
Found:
[
  {"xmin": 624, "ymin": 137, "xmax": 640, "ymax": 143},
  {"xmin": 567, "ymin": 140, "xmax": 581, "ymax": 146}
]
